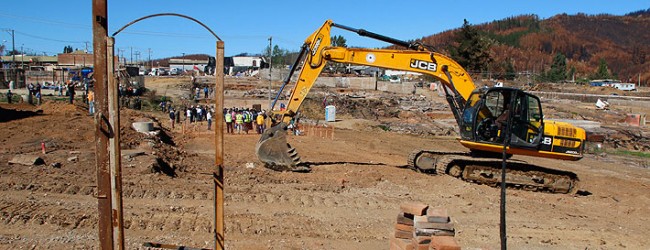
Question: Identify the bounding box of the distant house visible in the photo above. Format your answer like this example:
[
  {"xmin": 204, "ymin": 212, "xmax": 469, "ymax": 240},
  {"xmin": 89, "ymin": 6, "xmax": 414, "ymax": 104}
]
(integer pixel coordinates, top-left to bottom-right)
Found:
[
  {"xmin": 225, "ymin": 56, "xmax": 266, "ymax": 76},
  {"xmin": 590, "ymin": 79, "xmax": 636, "ymax": 91},
  {"xmin": 611, "ymin": 82, "xmax": 636, "ymax": 91},
  {"xmin": 169, "ymin": 58, "xmax": 207, "ymax": 73},
  {"xmin": 589, "ymin": 79, "xmax": 616, "ymax": 87},
  {"xmin": 57, "ymin": 50, "xmax": 94, "ymax": 67}
]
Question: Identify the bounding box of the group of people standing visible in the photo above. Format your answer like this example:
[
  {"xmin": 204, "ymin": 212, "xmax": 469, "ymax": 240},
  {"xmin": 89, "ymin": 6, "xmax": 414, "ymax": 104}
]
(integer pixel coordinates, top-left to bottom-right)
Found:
[
  {"xmin": 168, "ymin": 104, "xmax": 214, "ymax": 131},
  {"xmin": 27, "ymin": 83, "xmax": 42, "ymax": 105},
  {"xmin": 224, "ymin": 108, "xmax": 266, "ymax": 135},
  {"xmin": 195, "ymin": 86, "xmax": 212, "ymax": 100}
]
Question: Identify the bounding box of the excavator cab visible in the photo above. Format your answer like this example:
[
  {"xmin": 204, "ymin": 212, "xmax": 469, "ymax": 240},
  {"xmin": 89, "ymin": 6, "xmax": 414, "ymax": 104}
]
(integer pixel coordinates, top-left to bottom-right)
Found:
[{"xmin": 460, "ymin": 87, "xmax": 544, "ymax": 150}]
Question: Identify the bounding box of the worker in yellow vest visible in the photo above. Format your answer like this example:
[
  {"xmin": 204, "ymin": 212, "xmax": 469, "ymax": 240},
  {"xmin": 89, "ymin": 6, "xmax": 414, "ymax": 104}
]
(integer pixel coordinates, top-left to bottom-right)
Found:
[
  {"xmin": 256, "ymin": 112, "xmax": 265, "ymax": 134},
  {"xmin": 225, "ymin": 109, "xmax": 234, "ymax": 134},
  {"xmin": 235, "ymin": 111, "xmax": 244, "ymax": 134}
]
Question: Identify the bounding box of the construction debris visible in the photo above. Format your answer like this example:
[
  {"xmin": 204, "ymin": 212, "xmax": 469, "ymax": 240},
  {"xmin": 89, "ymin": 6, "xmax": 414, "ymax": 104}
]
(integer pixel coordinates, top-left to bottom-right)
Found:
[
  {"xmin": 9, "ymin": 155, "xmax": 45, "ymax": 166},
  {"xmin": 390, "ymin": 203, "xmax": 460, "ymax": 250},
  {"xmin": 622, "ymin": 114, "xmax": 646, "ymax": 127},
  {"xmin": 595, "ymin": 98, "xmax": 610, "ymax": 109}
]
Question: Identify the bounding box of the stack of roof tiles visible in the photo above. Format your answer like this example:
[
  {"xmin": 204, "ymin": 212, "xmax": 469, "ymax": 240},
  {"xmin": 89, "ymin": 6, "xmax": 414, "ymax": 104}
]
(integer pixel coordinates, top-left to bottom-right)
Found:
[{"xmin": 390, "ymin": 202, "xmax": 461, "ymax": 250}]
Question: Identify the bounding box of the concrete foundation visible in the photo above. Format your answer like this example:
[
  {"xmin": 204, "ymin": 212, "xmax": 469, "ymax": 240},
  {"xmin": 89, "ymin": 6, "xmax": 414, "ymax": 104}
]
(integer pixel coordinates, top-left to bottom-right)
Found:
[{"xmin": 132, "ymin": 122, "xmax": 154, "ymax": 133}]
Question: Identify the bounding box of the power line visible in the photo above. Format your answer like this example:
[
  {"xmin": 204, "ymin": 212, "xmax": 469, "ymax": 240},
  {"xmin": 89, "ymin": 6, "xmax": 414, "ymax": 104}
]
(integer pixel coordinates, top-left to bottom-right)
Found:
[
  {"xmin": 14, "ymin": 30, "xmax": 85, "ymax": 44},
  {"xmin": 0, "ymin": 12, "xmax": 89, "ymax": 29}
]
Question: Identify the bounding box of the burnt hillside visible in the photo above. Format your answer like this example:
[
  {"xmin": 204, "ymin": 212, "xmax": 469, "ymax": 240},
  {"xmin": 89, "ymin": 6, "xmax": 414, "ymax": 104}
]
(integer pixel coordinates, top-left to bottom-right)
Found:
[{"xmin": 416, "ymin": 11, "xmax": 650, "ymax": 84}]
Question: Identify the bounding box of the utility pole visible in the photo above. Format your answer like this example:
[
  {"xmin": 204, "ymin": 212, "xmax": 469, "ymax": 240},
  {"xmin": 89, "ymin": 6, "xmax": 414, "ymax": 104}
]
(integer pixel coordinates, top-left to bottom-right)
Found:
[
  {"xmin": 182, "ymin": 52, "xmax": 185, "ymax": 71},
  {"xmin": 135, "ymin": 51, "xmax": 140, "ymax": 67},
  {"xmin": 6, "ymin": 29, "xmax": 16, "ymax": 86},
  {"xmin": 268, "ymin": 36, "xmax": 272, "ymax": 109},
  {"xmin": 85, "ymin": 41, "xmax": 90, "ymax": 53},
  {"xmin": 129, "ymin": 47, "xmax": 133, "ymax": 65},
  {"xmin": 148, "ymin": 48, "xmax": 152, "ymax": 70},
  {"xmin": 20, "ymin": 44, "xmax": 24, "ymax": 70}
]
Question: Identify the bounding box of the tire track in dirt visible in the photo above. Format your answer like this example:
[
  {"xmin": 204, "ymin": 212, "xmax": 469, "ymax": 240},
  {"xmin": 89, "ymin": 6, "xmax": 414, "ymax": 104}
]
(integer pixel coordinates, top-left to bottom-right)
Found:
[{"xmin": 0, "ymin": 197, "xmax": 96, "ymax": 230}]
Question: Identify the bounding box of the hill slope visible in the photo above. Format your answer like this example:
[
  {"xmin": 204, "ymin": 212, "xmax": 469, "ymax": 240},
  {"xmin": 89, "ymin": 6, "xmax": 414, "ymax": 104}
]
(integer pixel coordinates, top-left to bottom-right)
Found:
[{"xmin": 418, "ymin": 10, "xmax": 650, "ymax": 84}]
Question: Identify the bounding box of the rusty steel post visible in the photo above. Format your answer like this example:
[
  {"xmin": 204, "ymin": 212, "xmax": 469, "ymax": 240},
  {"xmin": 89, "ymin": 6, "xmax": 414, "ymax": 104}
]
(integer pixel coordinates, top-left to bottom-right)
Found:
[
  {"xmin": 214, "ymin": 40, "xmax": 225, "ymax": 250},
  {"xmin": 107, "ymin": 37, "xmax": 125, "ymax": 250},
  {"xmin": 92, "ymin": 0, "xmax": 113, "ymax": 249}
]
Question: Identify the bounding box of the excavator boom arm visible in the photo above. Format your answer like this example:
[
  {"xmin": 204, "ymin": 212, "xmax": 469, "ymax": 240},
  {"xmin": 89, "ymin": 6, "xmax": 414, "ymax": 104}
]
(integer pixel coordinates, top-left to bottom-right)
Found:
[{"xmin": 277, "ymin": 20, "xmax": 475, "ymax": 124}]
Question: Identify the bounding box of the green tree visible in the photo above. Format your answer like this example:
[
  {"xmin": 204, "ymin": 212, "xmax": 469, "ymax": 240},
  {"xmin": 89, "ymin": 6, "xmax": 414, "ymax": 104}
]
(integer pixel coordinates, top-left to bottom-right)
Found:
[
  {"xmin": 262, "ymin": 45, "xmax": 292, "ymax": 66},
  {"xmin": 330, "ymin": 35, "xmax": 348, "ymax": 73},
  {"xmin": 63, "ymin": 45, "xmax": 73, "ymax": 53},
  {"xmin": 331, "ymin": 35, "xmax": 347, "ymax": 47},
  {"xmin": 449, "ymin": 19, "xmax": 492, "ymax": 73},
  {"xmin": 545, "ymin": 53, "xmax": 567, "ymax": 82},
  {"xmin": 568, "ymin": 66, "xmax": 576, "ymax": 82},
  {"xmin": 272, "ymin": 45, "xmax": 287, "ymax": 65},
  {"xmin": 591, "ymin": 58, "xmax": 611, "ymax": 79},
  {"xmin": 504, "ymin": 59, "xmax": 516, "ymax": 80}
]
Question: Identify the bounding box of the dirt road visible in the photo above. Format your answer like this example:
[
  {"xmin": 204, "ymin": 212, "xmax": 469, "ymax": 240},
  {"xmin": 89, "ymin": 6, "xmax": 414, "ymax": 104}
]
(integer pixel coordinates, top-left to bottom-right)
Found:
[{"xmin": 1, "ymin": 79, "xmax": 649, "ymax": 249}]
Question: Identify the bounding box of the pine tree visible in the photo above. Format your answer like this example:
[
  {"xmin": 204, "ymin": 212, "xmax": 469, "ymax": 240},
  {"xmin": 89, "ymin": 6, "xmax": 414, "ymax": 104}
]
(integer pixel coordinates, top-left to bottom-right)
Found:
[
  {"xmin": 450, "ymin": 19, "xmax": 492, "ymax": 74},
  {"xmin": 547, "ymin": 53, "xmax": 567, "ymax": 82},
  {"xmin": 331, "ymin": 35, "xmax": 347, "ymax": 48},
  {"xmin": 591, "ymin": 58, "xmax": 611, "ymax": 79}
]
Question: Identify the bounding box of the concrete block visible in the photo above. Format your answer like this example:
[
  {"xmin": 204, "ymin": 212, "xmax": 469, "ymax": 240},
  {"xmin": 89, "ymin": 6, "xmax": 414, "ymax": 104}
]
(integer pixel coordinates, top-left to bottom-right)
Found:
[
  {"xmin": 132, "ymin": 122, "xmax": 154, "ymax": 132},
  {"xmin": 395, "ymin": 229, "xmax": 413, "ymax": 239},
  {"xmin": 390, "ymin": 236, "xmax": 414, "ymax": 250},
  {"xmin": 9, "ymin": 155, "xmax": 45, "ymax": 166},
  {"xmin": 623, "ymin": 113, "xmax": 646, "ymax": 127},
  {"xmin": 414, "ymin": 228, "xmax": 455, "ymax": 237},
  {"xmin": 401, "ymin": 202, "xmax": 429, "ymax": 216},
  {"xmin": 396, "ymin": 223, "xmax": 414, "ymax": 232},
  {"xmin": 429, "ymin": 236, "xmax": 460, "ymax": 250},
  {"xmin": 397, "ymin": 213, "xmax": 414, "ymax": 226},
  {"xmin": 121, "ymin": 149, "xmax": 146, "ymax": 159},
  {"xmin": 413, "ymin": 235, "xmax": 431, "ymax": 245},
  {"xmin": 419, "ymin": 208, "xmax": 450, "ymax": 223},
  {"xmin": 414, "ymin": 221, "xmax": 455, "ymax": 231},
  {"xmin": 416, "ymin": 243, "xmax": 430, "ymax": 250}
]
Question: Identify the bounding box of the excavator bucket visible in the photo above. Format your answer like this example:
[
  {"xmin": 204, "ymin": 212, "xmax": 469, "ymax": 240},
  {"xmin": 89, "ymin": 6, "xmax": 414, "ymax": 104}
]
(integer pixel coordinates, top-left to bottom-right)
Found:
[{"xmin": 255, "ymin": 122, "xmax": 308, "ymax": 172}]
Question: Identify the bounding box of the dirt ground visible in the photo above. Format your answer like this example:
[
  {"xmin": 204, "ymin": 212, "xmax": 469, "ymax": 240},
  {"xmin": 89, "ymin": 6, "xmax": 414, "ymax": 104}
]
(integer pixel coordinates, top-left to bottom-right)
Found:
[{"xmin": 1, "ymin": 76, "xmax": 650, "ymax": 249}]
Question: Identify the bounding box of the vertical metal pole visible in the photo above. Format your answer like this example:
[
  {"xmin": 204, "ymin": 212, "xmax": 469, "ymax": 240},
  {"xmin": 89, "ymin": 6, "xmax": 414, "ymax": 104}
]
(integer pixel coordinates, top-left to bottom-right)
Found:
[
  {"xmin": 268, "ymin": 37, "xmax": 272, "ymax": 109},
  {"xmin": 214, "ymin": 40, "xmax": 225, "ymax": 250},
  {"xmin": 11, "ymin": 29, "xmax": 16, "ymax": 86},
  {"xmin": 92, "ymin": 0, "xmax": 113, "ymax": 249},
  {"xmin": 107, "ymin": 37, "xmax": 125, "ymax": 250},
  {"xmin": 148, "ymin": 48, "xmax": 152, "ymax": 70}
]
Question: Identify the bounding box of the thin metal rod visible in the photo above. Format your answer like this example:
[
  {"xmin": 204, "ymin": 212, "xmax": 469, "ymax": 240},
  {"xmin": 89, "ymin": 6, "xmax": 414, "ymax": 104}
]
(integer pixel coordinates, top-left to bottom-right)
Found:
[
  {"xmin": 268, "ymin": 36, "xmax": 272, "ymax": 109},
  {"xmin": 112, "ymin": 13, "xmax": 221, "ymax": 41},
  {"xmin": 331, "ymin": 22, "xmax": 417, "ymax": 50},
  {"xmin": 500, "ymin": 96, "xmax": 514, "ymax": 250},
  {"xmin": 270, "ymin": 44, "xmax": 308, "ymax": 111}
]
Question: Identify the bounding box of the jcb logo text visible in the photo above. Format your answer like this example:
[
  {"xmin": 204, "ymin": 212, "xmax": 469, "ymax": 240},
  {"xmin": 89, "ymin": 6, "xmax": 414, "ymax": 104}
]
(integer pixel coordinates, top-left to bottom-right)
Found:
[{"xmin": 410, "ymin": 59, "xmax": 437, "ymax": 72}]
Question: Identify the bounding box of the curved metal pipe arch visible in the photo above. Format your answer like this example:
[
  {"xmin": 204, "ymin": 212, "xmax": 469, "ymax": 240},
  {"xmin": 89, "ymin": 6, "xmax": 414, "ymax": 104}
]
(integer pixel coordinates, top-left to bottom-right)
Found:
[{"xmin": 112, "ymin": 13, "xmax": 222, "ymax": 41}]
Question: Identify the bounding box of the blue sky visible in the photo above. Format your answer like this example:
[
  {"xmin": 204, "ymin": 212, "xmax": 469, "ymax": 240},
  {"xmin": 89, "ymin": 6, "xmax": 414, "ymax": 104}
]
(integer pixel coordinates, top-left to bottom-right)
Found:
[{"xmin": 1, "ymin": 1, "xmax": 647, "ymax": 59}]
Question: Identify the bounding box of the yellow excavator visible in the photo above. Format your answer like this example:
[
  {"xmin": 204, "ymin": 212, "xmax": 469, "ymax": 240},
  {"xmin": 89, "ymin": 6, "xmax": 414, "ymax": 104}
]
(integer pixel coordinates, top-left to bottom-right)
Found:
[{"xmin": 256, "ymin": 20, "xmax": 586, "ymax": 193}]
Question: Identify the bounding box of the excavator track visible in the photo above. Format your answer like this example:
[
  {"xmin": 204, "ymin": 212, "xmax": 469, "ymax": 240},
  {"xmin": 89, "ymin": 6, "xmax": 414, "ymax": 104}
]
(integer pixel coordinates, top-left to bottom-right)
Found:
[{"xmin": 407, "ymin": 150, "xmax": 579, "ymax": 194}]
